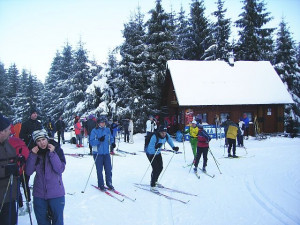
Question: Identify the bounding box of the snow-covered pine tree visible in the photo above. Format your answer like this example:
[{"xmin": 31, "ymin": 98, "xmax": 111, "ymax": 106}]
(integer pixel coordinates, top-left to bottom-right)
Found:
[
  {"xmin": 118, "ymin": 7, "xmax": 152, "ymax": 131},
  {"xmin": 54, "ymin": 43, "xmax": 74, "ymax": 123},
  {"xmin": 146, "ymin": 0, "xmax": 177, "ymax": 115},
  {"xmin": 235, "ymin": 0, "xmax": 275, "ymax": 61},
  {"xmin": 21, "ymin": 72, "xmax": 44, "ymax": 121},
  {"xmin": 0, "ymin": 62, "xmax": 11, "ymax": 116},
  {"xmin": 185, "ymin": 0, "xmax": 212, "ymax": 60},
  {"xmin": 175, "ymin": 6, "xmax": 191, "ymax": 60},
  {"xmin": 43, "ymin": 51, "xmax": 63, "ymax": 119},
  {"xmin": 14, "ymin": 69, "xmax": 30, "ymax": 120},
  {"xmin": 66, "ymin": 40, "xmax": 93, "ymax": 117},
  {"xmin": 83, "ymin": 56, "xmax": 111, "ymax": 118},
  {"xmin": 6, "ymin": 64, "xmax": 19, "ymax": 118},
  {"xmin": 209, "ymin": 0, "xmax": 231, "ymax": 61},
  {"xmin": 274, "ymin": 19, "xmax": 300, "ymax": 122}
]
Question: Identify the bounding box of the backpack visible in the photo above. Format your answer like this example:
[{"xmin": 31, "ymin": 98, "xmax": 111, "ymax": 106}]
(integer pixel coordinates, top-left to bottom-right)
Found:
[
  {"xmin": 175, "ymin": 131, "xmax": 183, "ymax": 142},
  {"xmin": 227, "ymin": 124, "xmax": 238, "ymax": 139},
  {"xmin": 145, "ymin": 132, "xmax": 169, "ymax": 149},
  {"xmin": 70, "ymin": 137, "xmax": 76, "ymax": 144}
]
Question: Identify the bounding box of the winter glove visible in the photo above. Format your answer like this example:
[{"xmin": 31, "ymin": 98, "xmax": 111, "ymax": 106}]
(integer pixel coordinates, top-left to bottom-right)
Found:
[
  {"xmin": 172, "ymin": 146, "xmax": 179, "ymax": 152},
  {"xmin": 98, "ymin": 136, "xmax": 105, "ymax": 142},
  {"xmin": 111, "ymin": 143, "xmax": 116, "ymax": 149},
  {"xmin": 155, "ymin": 143, "xmax": 162, "ymax": 149}
]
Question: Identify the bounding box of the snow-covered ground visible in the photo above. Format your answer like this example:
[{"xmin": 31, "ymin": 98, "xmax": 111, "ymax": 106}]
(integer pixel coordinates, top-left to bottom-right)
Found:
[{"xmin": 19, "ymin": 133, "xmax": 300, "ymax": 225}]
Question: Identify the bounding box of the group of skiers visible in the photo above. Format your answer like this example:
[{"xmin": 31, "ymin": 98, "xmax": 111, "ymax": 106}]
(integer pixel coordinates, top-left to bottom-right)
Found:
[
  {"xmin": 183, "ymin": 113, "xmax": 250, "ymax": 175},
  {"xmin": 73, "ymin": 115, "xmax": 134, "ymax": 153},
  {"xmin": 1, "ymin": 110, "xmax": 66, "ymax": 225},
  {"xmin": 1, "ymin": 108, "xmax": 252, "ymax": 225},
  {"xmin": 220, "ymin": 113, "xmax": 249, "ymax": 157}
]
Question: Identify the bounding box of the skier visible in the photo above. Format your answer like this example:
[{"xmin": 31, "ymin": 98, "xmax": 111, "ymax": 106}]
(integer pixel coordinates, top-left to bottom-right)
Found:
[
  {"xmin": 86, "ymin": 114, "xmax": 97, "ymax": 155},
  {"xmin": 184, "ymin": 120, "xmax": 198, "ymax": 158},
  {"xmin": 8, "ymin": 136, "xmax": 30, "ymax": 216},
  {"xmin": 0, "ymin": 114, "xmax": 18, "ymax": 225},
  {"xmin": 55, "ymin": 116, "xmax": 66, "ymax": 145},
  {"xmin": 221, "ymin": 115, "xmax": 231, "ymax": 147},
  {"xmin": 243, "ymin": 113, "xmax": 250, "ymax": 139},
  {"xmin": 238, "ymin": 117, "xmax": 245, "ymax": 147},
  {"xmin": 26, "ymin": 129, "xmax": 66, "ymax": 225},
  {"xmin": 123, "ymin": 119, "xmax": 130, "ymax": 143},
  {"xmin": 74, "ymin": 116, "xmax": 83, "ymax": 147},
  {"xmin": 194, "ymin": 124, "xmax": 211, "ymax": 172},
  {"xmin": 146, "ymin": 125, "xmax": 179, "ymax": 192},
  {"xmin": 90, "ymin": 117, "xmax": 116, "ymax": 191},
  {"xmin": 226, "ymin": 121, "xmax": 241, "ymax": 157}
]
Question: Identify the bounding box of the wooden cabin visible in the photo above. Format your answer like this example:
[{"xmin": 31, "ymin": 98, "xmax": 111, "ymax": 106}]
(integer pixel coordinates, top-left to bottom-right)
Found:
[{"xmin": 161, "ymin": 60, "xmax": 294, "ymax": 136}]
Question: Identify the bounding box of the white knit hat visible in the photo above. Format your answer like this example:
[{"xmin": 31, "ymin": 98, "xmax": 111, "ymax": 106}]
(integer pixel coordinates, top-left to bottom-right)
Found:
[{"xmin": 32, "ymin": 129, "xmax": 49, "ymax": 142}]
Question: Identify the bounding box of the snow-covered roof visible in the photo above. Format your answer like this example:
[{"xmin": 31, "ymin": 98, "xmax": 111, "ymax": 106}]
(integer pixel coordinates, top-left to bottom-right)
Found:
[{"xmin": 166, "ymin": 60, "xmax": 294, "ymax": 106}]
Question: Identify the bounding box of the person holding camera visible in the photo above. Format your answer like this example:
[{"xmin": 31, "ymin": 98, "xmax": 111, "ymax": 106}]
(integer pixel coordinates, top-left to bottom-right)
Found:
[
  {"xmin": 146, "ymin": 125, "xmax": 179, "ymax": 192},
  {"xmin": 90, "ymin": 117, "xmax": 116, "ymax": 191},
  {"xmin": 0, "ymin": 113, "xmax": 18, "ymax": 225},
  {"xmin": 26, "ymin": 129, "xmax": 66, "ymax": 225}
]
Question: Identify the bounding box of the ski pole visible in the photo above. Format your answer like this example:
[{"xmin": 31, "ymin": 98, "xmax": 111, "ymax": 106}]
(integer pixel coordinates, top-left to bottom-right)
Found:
[
  {"xmin": 209, "ymin": 147, "xmax": 220, "ymax": 166},
  {"xmin": 158, "ymin": 151, "xmax": 176, "ymax": 183},
  {"xmin": 188, "ymin": 159, "xmax": 194, "ymax": 173},
  {"xmin": 81, "ymin": 152, "xmax": 99, "ymax": 193},
  {"xmin": 111, "ymin": 153, "xmax": 114, "ymax": 170},
  {"xmin": 8, "ymin": 175, "xmax": 13, "ymax": 225},
  {"xmin": 209, "ymin": 148, "xmax": 222, "ymax": 174},
  {"xmin": 137, "ymin": 148, "xmax": 160, "ymax": 186},
  {"xmin": 16, "ymin": 178, "xmax": 20, "ymax": 225},
  {"xmin": 182, "ymin": 133, "xmax": 186, "ymax": 163},
  {"xmin": 22, "ymin": 172, "xmax": 33, "ymax": 225}
]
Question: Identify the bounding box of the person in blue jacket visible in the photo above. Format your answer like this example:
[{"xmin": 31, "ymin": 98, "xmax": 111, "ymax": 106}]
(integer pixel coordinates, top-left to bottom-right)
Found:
[
  {"xmin": 146, "ymin": 125, "xmax": 179, "ymax": 192},
  {"xmin": 243, "ymin": 113, "xmax": 250, "ymax": 139},
  {"xmin": 90, "ymin": 117, "xmax": 116, "ymax": 191}
]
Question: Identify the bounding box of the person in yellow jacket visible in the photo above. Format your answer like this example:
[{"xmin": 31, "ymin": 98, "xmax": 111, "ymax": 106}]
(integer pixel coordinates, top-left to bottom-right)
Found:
[
  {"xmin": 184, "ymin": 120, "xmax": 198, "ymax": 157},
  {"xmin": 226, "ymin": 121, "xmax": 241, "ymax": 157}
]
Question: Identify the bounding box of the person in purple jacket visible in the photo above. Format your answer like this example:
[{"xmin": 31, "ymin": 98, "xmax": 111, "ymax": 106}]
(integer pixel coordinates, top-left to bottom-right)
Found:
[{"xmin": 26, "ymin": 129, "xmax": 66, "ymax": 225}]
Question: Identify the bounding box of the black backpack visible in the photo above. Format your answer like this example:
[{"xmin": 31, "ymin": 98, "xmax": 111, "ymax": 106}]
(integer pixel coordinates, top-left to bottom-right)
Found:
[{"xmin": 145, "ymin": 132, "xmax": 169, "ymax": 149}]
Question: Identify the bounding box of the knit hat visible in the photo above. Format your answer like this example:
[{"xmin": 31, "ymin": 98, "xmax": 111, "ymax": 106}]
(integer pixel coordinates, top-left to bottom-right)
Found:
[
  {"xmin": 0, "ymin": 113, "xmax": 10, "ymax": 131},
  {"xmin": 32, "ymin": 129, "xmax": 49, "ymax": 142},
  {"xmin": 158, "ymin": 125, "xmax": 167, "ymax": 132}
]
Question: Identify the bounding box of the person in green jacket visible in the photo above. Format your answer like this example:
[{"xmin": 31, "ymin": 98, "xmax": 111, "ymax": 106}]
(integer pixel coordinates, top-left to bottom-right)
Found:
[{"xmin": 184, "ymin": 120, "xmax": 199, "ymax": 157}]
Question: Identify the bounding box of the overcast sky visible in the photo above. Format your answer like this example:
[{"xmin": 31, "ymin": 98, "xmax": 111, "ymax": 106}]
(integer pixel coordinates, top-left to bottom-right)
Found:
[{"xmin": 0, "ymin": 0, "xmax": 299, "ymax": 82}]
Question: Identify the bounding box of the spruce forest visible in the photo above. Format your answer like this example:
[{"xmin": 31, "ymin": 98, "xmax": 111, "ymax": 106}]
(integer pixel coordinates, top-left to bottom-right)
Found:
[{"xmin": 0, "ymin": 0, "xmax": 300, "ymax": 133}]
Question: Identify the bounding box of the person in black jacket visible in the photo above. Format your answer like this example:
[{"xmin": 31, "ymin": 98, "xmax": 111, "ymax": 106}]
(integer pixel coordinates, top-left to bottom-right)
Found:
[
  {"xmin": 55, "ymin": 116, "xmax": 66, "ymax": 145},
  {"xmin": 19, "ymin": 108, "xmax": 42, "ymax": 207},
  {"xmin": 86, "ymin": 115, "xmax": 96, "ymax": 155},
  {"xmin": 123, "ymin": 119, "xmax": 130, "ymax": 143}
]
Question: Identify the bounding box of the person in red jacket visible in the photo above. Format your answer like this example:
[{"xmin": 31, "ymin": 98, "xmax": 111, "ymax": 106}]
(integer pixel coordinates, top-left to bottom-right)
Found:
[
  {"xmin": 74, "ymin": 116, "xmax": 83, "ymax": 147},
  {"xmin": 194, "ymin": 124, "xmax": 211, "ymax": 172},
  {"xmin": 8, "ymin": 136, "xmax": 30, "ymax": 215}
]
